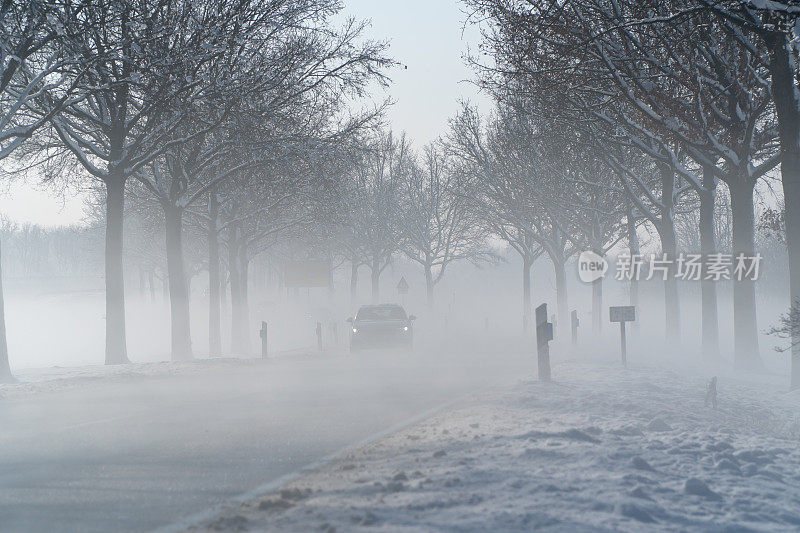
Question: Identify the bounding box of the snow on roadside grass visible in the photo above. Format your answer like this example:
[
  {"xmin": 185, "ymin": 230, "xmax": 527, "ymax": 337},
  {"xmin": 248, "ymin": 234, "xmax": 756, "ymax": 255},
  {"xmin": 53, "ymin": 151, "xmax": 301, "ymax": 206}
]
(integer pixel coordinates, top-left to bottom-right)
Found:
[
  {"xmin": 0, "ymin": 347, "xmax": 316, "ymax": 399},
  {"xmin": 189, "ymin": 359, "xmax": 800, "ymax": 532}
]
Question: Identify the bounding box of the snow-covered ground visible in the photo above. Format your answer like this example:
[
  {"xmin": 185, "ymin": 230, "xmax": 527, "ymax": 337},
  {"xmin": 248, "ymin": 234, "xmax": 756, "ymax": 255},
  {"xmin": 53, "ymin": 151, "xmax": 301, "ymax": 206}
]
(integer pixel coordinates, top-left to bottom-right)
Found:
[
  {"xmin": 189, "ymin": 358, "xmax": 800, "ymax": 532},
  {"xmin": 0, "ymin": 347, "xmax": 315, "ymax": 399}
]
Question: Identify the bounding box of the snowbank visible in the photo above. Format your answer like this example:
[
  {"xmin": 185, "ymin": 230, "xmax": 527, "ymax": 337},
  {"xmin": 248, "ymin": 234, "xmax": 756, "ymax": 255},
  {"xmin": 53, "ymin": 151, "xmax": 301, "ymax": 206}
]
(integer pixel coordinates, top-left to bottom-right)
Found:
[
  {"xmin": 188, "ymin": 359, "xmax": 800, "ymax": 532},
  {"xmin": 0, "ymin": 347, "xmax": 315, "ymax": 399}
]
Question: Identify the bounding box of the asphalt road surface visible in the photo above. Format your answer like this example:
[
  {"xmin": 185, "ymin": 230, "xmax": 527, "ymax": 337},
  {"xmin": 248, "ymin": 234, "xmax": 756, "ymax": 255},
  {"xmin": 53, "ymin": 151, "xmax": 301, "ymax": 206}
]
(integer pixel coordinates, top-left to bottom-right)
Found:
[{"xmin": 0, "ymin": 341, "xmax": 530, "ymax": 532}]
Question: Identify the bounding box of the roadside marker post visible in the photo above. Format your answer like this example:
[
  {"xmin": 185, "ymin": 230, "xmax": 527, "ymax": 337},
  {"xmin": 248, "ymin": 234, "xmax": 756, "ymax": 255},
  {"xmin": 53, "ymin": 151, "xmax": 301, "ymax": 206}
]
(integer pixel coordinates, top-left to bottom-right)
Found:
[
  {"xmin": 260, "ymin": 321, "xmax": 268, "ymax": 359},
  {"xmin": 535, "ymin": 303, "xmax": 553, "ymax": 382},
  {"xmin": 571, "ymin": 310, "xmax": 579, "ymax": 346},
  {"xmin": 609, "ymin": 306, "xmax": 636, "ymax": 366}
]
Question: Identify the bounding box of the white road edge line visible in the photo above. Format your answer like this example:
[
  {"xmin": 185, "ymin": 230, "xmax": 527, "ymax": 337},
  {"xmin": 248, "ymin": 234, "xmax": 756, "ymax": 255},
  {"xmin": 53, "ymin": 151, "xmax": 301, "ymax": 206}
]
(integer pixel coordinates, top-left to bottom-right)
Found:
[{"xmin": 151, "ymin": 391, "xmax": 476, "ymax": 533}]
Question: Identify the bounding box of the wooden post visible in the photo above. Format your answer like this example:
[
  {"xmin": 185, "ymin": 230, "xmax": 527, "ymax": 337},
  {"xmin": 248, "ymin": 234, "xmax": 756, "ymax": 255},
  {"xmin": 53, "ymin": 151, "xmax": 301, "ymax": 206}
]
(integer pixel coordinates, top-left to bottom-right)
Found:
[
  {"xmin": 620, "ymin": 321, "xmax": 627, "ymax": 366},
  {"xmin": 260, "ymin": 321, "xmax": 268, "ymax": 359},
  {"xmin": 535, "ymin": 303, "xmax": 553, "ymax": 382},
  {"xmin": 705, "ymin": 377, "xmax": 718, "ymax": 409},
  {"xmin": 571, "ymin": 310, "xmax": 579, "ymax": 346}
]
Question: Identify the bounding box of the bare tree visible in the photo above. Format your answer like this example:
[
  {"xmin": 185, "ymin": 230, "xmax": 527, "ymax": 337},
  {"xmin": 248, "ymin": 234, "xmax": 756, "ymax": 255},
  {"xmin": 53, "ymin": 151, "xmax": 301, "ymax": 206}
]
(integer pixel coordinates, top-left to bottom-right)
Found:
[
  {"xmin": 465, "ymin": 0, "xmax": 778, "ymax": 366},
  {"xmin": 448, "ymin": 105, "xmax": 547, "ymax": 331},
  {"xmin": 41, "ymin": 0, "xmax": 391, "ymax": 364},
  {"xmin": 42, "ymin": 0, "xmax": 270, "ymax": 364},
  {"xmin": 691, "ymin": 0, "xmax": 800, "ymax": 384},
  {"xmin": 343, "ymin": 131, "xmax": 411, "ymax": 304},
  {"xmin": 399, "ymin": 143, "xmax": 492, "ymax": 308},
  {"xmin": 220, "ymin": 162, "xmax": 311, "ymax": 354},
  {"xmin": 492, "ymin": 103, "xmax": 583, "ymax": 331},
  {"xmin": 0, "ymin": 0, "xmax": 87, "ymax": 381}
]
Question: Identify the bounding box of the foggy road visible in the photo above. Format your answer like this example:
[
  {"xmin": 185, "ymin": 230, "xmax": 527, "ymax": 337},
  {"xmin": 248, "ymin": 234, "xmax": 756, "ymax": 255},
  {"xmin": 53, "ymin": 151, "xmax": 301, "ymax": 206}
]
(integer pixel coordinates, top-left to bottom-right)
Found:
[{"xmin": 0, "ymin": 345, "xmax": 529, "ymax": 533}]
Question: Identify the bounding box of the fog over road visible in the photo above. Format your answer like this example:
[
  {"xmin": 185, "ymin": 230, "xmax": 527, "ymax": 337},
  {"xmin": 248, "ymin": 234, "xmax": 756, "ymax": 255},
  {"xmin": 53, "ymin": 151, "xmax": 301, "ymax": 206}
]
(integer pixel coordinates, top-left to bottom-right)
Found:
[{"xmin": 0, "ymin": 343, "xmax": 529, "ymax": 533}]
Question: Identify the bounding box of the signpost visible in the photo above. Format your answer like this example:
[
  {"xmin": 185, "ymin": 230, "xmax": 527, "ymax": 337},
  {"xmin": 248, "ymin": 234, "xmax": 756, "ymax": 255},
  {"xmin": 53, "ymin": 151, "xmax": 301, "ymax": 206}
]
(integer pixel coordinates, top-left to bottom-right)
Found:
[
  {"xmin": 535, "ymin": 303, "xmax": 553, "ymax": 382},
  {"xmin": 397, "ymin": 276, "xmax": 409, "ymax": 304},
  {"xmin": 571, "ymin": 310, "xmax": 579, "ymax": 346},
  {"xmin": 284, "ymin": 260, "xmax": 331, "ymax": 288},
  {"xmin": 609, "ymin": 306, "xmax": 636, "ymax": 366},
  {"xmin": 396, "ymin": 276, "xmax": 409, "ymax": 295}
]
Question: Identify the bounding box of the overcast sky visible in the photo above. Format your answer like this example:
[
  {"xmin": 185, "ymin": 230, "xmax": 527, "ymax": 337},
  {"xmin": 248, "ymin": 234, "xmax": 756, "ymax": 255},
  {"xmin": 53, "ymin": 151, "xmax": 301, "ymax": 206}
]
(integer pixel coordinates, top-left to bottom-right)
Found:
[
  {"xmin": 343, "ymin": 0, "xmax": 488, "ymax": 144},
  {"xmin": 0, "ymin": 0, "xmax": 487, "ymax": 228}
]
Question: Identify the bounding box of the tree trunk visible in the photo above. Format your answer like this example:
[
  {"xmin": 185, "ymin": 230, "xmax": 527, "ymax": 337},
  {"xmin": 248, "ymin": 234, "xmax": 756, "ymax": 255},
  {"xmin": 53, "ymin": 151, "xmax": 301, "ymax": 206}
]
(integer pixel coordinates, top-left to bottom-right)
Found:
[
  {"xmin": 784, "ymin": 168, "xmax": 800, "ymax": 387},
  {"xmin": 659, "ymin": 165, "xmax": 681, "ymax": 343},
  {"xmin": 0, "ymin": 241, "xmax": 14, "ymax": 383},
  {"xmin": 592, "ymin": 275, "xmax": 602, "ymax": 335},
  {"xmin": 370, "ymin": 258, "xmax": 380, "ymax": 304},
  {"xmin": 767, "ymin": 38, "xmax": 800, "ymax": 388},
  {"xmin": 221, "ymin": 261, "xmax": 228, "ymax": 316},
  {"xmin": 730, "ymin": 177, "xmax": 762, "ymax": 370},
  {"xmin": 425, "ymin": 262, "xmax": 434, "ymax": 309},
  {"xmin": 553, "ymin": 258, "xmax": 568, "ymax": 336},
  {"xmin": 659, "ymin": 224, "xmax": 680, "ymax": 342},
  {"xmin": 350, "ymin": 260, "xmax": 358, "ymax": 307},
  {"xmin": 327, "ymin": 254, "xmax": 334, "ymax": 301},
  {"xmin": 700, "ymin": 166, "xmax": 720, "ymax": 358},
  {"xmin": 522, "ymin": 255, "xmax": 532, "ymax": 332},
  {"xmin": 164, "ymin": 205, "xmax": 192, "ymax": 361},
  {"xmin": 229, "ymin": 224, "xmax": 247, "ymax": 354},
  {"xmin": 104, "ymin": 176, "xmax": 129, "ymax": 365},
  {"xmin": 238, "ymin": 239, "xmax": 251, "ymax": 354},
  {"xmin": 627, "ymin": 210, "xmax": 640, "ymax": 325},
  {"xmin": 139, "ymin": 268, "xmax": 146, "ymax": 298},
  {"xmin": 148, "ymin": 270, "xmax": 156, "ymax": 302},
  {"xmin": 208, "ymin": 193, "xmax": 221, "ymax": 357}
]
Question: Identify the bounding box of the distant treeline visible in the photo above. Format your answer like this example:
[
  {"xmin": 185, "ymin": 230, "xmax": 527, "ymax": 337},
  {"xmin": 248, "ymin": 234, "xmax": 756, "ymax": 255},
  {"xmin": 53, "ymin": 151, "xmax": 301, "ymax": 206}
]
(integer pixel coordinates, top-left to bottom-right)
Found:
[{"xmin": 0, "ymin": 219, "xmax": 103, "ymax": 280}]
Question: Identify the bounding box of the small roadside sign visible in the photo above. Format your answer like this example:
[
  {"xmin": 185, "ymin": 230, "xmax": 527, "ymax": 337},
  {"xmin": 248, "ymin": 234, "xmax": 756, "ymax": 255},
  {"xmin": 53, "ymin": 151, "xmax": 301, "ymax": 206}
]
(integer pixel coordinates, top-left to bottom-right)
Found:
[
  {"xmin": 610, "ymin": 306, "xmax": 636, "ymax": 323},
  {"xmin": 609, "ymin": 306, "xmax": 636, "ymax": 366},
  {"xmin": 397, "ymin": 276, "xmax": 409, "ymax": 295}
]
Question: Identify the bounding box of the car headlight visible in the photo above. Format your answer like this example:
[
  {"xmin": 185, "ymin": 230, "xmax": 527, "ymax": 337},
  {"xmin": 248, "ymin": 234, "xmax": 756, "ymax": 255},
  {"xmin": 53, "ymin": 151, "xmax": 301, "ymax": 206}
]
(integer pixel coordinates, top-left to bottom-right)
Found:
[
  {"xmin": 403, "ymin": 326, "xmax": 409, "ymax": 331},
  {"xmin": 352, "ymin": 328, "xmax": 358, "ymax": 334}
]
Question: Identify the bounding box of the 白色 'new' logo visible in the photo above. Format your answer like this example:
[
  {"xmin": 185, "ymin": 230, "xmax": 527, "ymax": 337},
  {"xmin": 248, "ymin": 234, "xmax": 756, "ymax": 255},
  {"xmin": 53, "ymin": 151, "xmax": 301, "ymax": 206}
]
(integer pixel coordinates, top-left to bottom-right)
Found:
[{"xmin": 578, "ymin": 250, "xmax": 608, "ymax": 283}]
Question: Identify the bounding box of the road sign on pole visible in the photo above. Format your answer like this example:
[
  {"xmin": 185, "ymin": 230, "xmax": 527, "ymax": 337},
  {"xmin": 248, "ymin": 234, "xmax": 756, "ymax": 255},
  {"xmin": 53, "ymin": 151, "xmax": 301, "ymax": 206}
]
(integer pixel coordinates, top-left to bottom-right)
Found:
[
  {"xmin": 609, "ymin": 306, "xmax": 636, "ymax": 366},
  {"xmin": 397, "ymin": 276, "xmax": 409, "ymax": 295},
  {"xmin": 284, "ymin": 260, "xmax": 331, "ymax": 288}
]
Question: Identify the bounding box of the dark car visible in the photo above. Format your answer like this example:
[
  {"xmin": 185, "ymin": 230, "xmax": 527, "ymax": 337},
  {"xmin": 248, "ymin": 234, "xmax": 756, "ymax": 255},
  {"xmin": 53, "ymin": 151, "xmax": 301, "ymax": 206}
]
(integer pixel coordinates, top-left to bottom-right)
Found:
[{"xmin": 347, "ymin": 304, "xmax": 416, "ymax": 352}]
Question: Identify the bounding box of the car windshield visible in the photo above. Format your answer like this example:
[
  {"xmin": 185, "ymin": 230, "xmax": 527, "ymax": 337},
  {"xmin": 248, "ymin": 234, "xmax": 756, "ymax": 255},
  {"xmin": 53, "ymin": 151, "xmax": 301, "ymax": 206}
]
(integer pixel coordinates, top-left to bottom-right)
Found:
[{"xmin": 357, "ymin": 306, "xmax": 407, "ymax": 321}]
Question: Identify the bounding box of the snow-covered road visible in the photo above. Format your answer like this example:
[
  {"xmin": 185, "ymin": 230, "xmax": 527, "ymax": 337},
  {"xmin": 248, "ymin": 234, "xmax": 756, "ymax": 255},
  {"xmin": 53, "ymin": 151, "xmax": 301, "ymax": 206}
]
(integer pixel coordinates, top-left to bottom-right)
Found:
[{"xmin": 0, "ymin": 344, "xmax": 529, "ymax": 532}]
